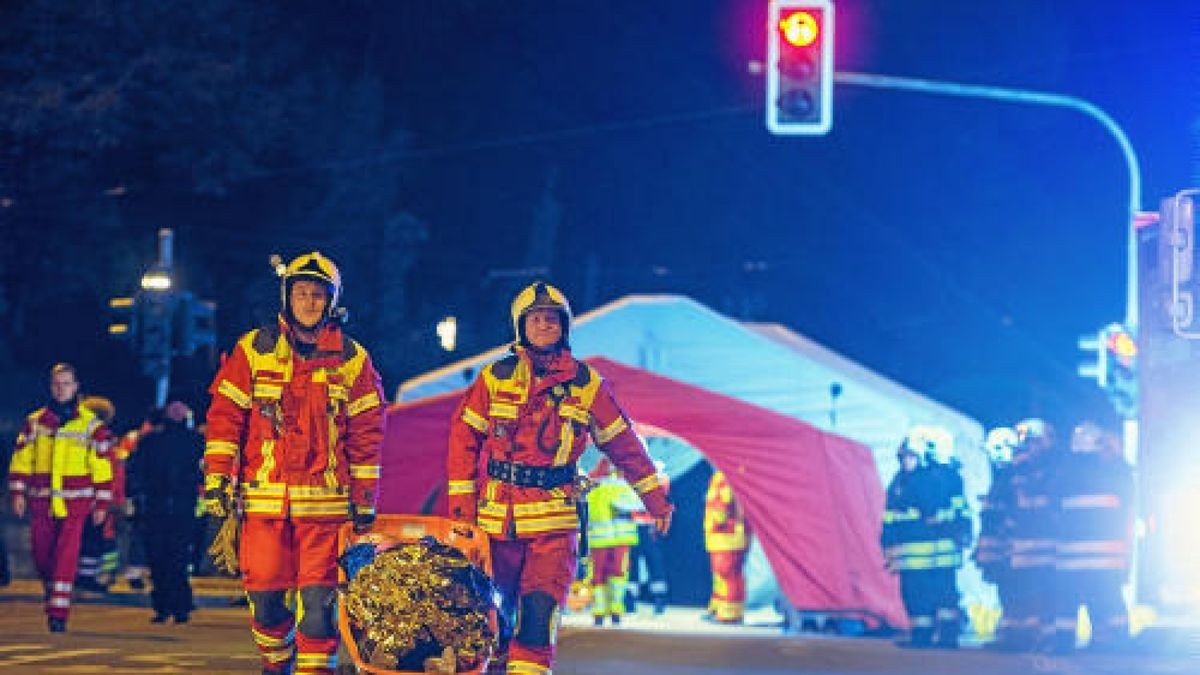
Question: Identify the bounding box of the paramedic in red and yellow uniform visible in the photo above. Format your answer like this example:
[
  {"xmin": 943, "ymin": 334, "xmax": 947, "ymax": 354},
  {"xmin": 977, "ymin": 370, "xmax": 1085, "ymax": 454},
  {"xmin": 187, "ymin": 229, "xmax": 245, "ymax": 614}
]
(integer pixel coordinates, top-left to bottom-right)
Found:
[
  {"xmin": 704, "ymin": 469, "xmax": 749, "ymax": 624},
  {"xmin": 8, "ymin": 363, "xmax": 114, "ymax": 633},
  {"xmin": 203, "ymin": 252, "xmax": 385, "ymax": 675},
  {"xmin": 448, "ymin": 282, "xmax": 673, "ymax": 674}
]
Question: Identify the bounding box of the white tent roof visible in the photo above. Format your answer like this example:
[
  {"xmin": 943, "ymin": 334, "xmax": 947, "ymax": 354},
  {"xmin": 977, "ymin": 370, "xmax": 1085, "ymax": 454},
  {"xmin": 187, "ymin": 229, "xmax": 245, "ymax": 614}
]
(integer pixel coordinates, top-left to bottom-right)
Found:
[{"xmin": 399, "ymin": 294, "xmax": 984, "ymax": 459}]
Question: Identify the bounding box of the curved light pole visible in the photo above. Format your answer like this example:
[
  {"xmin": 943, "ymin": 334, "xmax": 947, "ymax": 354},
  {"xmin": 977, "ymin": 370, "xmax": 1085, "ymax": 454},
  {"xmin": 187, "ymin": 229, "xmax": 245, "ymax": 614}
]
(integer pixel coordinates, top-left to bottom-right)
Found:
[{"xmin": 834, "ymin": 71, "xmax": 1143, "ymax": 329}]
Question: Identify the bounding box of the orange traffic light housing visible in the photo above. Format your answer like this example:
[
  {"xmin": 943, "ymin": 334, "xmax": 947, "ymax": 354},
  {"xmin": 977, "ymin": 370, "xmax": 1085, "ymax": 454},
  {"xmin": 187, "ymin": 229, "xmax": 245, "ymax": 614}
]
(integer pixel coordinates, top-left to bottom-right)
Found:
[{"xmin": 767, "ymin": 0, "xmax": 834, "ymax": 135}]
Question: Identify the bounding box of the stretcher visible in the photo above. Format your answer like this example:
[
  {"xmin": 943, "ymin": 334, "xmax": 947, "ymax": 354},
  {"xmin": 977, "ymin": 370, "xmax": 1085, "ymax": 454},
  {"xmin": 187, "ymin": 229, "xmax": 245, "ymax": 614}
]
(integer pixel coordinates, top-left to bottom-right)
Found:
[{"xmin": 336, "ymin": 514, "xmax": 495, "ymax": 675}]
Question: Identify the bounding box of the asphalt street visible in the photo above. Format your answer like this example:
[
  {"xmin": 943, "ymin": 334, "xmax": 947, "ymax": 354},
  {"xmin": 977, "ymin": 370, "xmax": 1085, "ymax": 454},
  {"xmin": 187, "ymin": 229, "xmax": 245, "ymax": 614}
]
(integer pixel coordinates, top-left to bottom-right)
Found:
[{"xmin": 0, "ymin": 581, "xmax": 1196, "ymax": 674}]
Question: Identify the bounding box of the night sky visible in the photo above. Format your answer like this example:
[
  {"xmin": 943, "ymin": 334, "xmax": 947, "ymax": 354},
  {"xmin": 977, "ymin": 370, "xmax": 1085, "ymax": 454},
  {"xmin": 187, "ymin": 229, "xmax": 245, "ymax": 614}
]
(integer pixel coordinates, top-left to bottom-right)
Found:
[{"xmin": 1, "ymin": 0, "xmax": 1196, "ymax": 436}]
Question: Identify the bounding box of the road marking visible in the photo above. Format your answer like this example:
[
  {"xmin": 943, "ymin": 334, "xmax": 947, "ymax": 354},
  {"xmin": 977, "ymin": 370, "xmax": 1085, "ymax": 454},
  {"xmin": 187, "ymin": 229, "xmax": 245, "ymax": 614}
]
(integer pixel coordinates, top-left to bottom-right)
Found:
[
  {"xmin": 0, "ymin": 644, "xmax": 50, "ymax": 653},
  {"xmin": 0, "ymin": 648, "xmax": 112, "ymax": 665}
]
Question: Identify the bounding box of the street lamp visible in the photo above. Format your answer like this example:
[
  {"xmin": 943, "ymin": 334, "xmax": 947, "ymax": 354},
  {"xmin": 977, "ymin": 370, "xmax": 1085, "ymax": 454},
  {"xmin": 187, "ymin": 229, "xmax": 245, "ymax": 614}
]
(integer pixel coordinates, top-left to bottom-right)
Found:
[
  {"xmin": 437, "ymin": 316, "xmax": 458, "ymax": 352},
  {"xmin": 140, "ymin": 268, "xmax": 172, "ymax": 292}
]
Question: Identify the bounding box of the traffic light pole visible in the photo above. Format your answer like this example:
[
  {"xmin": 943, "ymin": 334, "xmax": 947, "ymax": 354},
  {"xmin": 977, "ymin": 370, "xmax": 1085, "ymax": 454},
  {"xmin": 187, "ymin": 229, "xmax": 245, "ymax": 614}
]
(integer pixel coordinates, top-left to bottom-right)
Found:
[
  {"xmin": 150, "ymin": 228, "xmax": 174, "ymax": 408},
  {"xmin": 833, "ymin": 71, "xmax": 1143, "ymax": 330},
  {"xmin": 833, "ymin": 71, "xmax": 1148, "ymax": 605}
]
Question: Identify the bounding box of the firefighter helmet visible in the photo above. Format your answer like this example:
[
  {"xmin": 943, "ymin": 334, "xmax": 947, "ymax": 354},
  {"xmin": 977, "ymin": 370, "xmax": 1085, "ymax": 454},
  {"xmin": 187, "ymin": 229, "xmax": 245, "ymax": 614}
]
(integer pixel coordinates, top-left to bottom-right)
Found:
[
  {"xmin": 1015, "ymin": 418, "xmax": 1053, "ymax": 448},
  {"xmin": 510, "ymin": 282, "xmax": 572, "ymax": 347},
  {"xmin": 280, "ymin": 252, "xmax": 342, "ymax": 323},
  {"xmin": 984, "ymin": 427, "xmax": 1018, "ymax": 465},
  {"xmin": 1070, "ymin": 421, "xmax": 1103, "ymax": 453},
  {"xmin": 926, "ymin": 427, "xmax": 956, "ymax": 465}
]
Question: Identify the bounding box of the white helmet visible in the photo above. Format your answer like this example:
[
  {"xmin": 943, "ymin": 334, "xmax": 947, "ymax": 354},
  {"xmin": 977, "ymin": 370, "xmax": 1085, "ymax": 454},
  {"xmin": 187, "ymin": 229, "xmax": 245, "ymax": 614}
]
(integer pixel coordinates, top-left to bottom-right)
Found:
[
  {"xmin": 927, "ymin": 427, "xmax": 955, "ymax": 465},
  {"xmin": 905, "ymin": 425, "xmax": 954, "ymax": 464},
  {"xmin": 984, "ymin": 427, "xmax": 1018, "ymax": 465}
]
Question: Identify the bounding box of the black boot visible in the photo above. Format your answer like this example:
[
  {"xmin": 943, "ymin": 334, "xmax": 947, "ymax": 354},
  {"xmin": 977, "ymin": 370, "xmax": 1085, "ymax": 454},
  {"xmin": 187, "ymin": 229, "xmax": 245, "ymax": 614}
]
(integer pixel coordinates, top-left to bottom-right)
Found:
[
  {"xmin": 47, "ymin": 617, "xmax": 67, "ymax": 633},
  {"xmin": 150, "ymin": 612, "xmax": 169, "ymax": 624}
]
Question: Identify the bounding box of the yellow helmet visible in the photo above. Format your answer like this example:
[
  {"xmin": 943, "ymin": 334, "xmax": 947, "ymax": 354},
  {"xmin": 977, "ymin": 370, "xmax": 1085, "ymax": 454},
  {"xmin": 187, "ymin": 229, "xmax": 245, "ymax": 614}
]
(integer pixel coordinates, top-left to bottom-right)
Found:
[
  {"xmin": 510, "ymin": 282, "xmax": 572, "ymax": 347},
  {"xmin": 280, "ymin": 251, "xmax": 342, "ymax": 321}
]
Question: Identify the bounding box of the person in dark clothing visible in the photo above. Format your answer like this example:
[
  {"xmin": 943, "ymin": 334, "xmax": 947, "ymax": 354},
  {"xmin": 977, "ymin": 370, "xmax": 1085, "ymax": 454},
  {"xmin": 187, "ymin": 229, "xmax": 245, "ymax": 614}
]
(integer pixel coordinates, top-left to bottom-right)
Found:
[
  {"xmin": 998, "ymin": 418, "xmax": 1058, "ymax": 652},
  {"xmin": 975, "ymin": 427, "xmax": 1019, "ymax": 647},
  {"xmin": 882, "ymin": 435, "xmax": 934, "ymax": 647},
  {"xmin": 918, "ymin": 427, "xmax": 971, "ymax": 649},
  {"xmin": 127, "ymin": 402, "xmax": 204, "ymax": 624},
  {"xmin": 1050, "ymin": 422, "xmax": 1134, "ymax": 653}
]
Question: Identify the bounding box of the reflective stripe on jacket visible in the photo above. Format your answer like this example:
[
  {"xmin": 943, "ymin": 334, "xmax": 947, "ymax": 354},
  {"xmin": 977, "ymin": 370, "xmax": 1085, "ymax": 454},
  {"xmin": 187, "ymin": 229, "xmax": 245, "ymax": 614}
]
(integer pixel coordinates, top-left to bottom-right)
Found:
[
  {"xmin": 8, "ymin": 404, "xmax": 114, "ymax": 518},
  {"xmin": 203, "ymin": 317, "xmax": 385, "ymax": 521},
  {"xmin": 587, "ymin": 479, "xmax": 640, "ymax": 548},
  {"xmin": 705, "ymin": 471, "xmax": 747, "ymax": 552},
  {"xmin": 447, "ymin": 347, "xmax": 670, "ymax": 538}
]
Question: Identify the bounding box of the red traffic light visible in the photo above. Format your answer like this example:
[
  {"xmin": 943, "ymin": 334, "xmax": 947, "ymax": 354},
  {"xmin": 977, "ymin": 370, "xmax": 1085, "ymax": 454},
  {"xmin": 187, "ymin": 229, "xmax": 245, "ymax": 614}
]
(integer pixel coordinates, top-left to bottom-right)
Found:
[
  {"xmin": 1107, "ymin": 329, "xmax": 1137, "ymax": 367},
  {"xmin": 779, "ymin": 11, "xmax": 820, "ymax": 48}
]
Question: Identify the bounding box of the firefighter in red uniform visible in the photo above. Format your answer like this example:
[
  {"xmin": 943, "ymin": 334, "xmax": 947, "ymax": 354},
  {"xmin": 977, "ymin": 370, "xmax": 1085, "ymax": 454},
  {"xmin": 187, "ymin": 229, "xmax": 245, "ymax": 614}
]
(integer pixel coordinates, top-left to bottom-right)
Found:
[
  {"xmin": 203, "ymin": 252, "xmax": 385, "ymax": 675},
  {"xmin": 704, "ymin": 469, "xmax": 748, "ymax": 624},
  {"xmin": 447, "ymin": 282, "xmax": 673, "ymax": 675},
  {"xmin": 8, "ymin": 363, "xmax": 115, "ymax": 632}
]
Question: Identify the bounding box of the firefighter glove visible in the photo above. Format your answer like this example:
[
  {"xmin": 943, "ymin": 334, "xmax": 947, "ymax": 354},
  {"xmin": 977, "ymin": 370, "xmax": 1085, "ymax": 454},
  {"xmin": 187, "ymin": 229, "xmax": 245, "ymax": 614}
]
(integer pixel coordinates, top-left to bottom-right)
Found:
[{"xmin": 203, "ymin": 474, "xmax": 233, "ymax": 518}]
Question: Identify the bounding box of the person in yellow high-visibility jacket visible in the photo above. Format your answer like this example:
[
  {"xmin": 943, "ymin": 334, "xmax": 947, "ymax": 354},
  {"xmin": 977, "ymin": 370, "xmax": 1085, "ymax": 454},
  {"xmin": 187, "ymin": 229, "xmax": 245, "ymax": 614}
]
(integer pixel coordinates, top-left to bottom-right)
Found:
[
  {"xmin": 586, "ymin": 459, "xmax": 641, "ymax": 626},
  {"xmin": 704, "ymin": 470, "xmax": 748, "ymax": 624},
  {"xmin": 8, "ymin": 363, "xmax": 115, "ymax": 633}
]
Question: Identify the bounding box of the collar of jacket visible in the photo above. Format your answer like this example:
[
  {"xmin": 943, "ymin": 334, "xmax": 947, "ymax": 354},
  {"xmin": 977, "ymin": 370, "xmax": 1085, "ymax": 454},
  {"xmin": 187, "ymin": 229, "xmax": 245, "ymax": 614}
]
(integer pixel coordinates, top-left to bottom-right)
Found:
[
  {"xmin": 514, "ymin": 345, "xmax": 577, "ymax": 394},
  {"xmin": 42, "ymin": 400, "xmax": 80, "ymax": 427},
  {"xmin": 276, "ymin": 314, "xmax": 344, "ymax": 363}
]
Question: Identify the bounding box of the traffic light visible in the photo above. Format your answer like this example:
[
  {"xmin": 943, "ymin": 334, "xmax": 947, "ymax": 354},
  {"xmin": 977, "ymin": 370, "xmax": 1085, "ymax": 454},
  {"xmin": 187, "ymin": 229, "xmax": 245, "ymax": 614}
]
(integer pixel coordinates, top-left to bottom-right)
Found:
[
  {"xmin": 107, "ymin": 296, "xmax": 138, "ymax": 344},
  {"xmin": 766, "ymin": 0, "xmax": 834, "ymax": 136},
  {"xmin": 173, "ymin": 291, "xmax": 217, "ymax": 357},
  {"xmin": 1101, "ymin": 322, "xmax": 1138, "ymax": 418},
  {"xmin": 138, "ymin": 291, "xmax": 175, "ymax": 378}
]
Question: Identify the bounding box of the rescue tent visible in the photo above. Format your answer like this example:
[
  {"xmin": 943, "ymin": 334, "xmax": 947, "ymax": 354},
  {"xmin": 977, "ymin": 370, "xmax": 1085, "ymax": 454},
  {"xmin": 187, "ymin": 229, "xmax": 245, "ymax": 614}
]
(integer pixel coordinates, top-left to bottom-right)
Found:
[
  {"xmin": 389, "ymin": 294, "xmax": 990, "ymax": 618},
  {"xmin": 379, "ymin": 357, "xmax": 908, "ymax": 628}
]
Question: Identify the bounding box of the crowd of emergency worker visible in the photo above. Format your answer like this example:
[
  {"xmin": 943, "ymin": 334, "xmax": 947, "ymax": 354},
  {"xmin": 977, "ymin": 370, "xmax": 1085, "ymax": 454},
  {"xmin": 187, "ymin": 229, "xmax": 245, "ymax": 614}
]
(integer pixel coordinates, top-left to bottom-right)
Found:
[
  {"xmin": 0, "ymin": 248, "xmax": 1137, "ymax": 673},
  {"xmin": 882, "ymin": 419, "xmax": 1134, "ymax": 654}
]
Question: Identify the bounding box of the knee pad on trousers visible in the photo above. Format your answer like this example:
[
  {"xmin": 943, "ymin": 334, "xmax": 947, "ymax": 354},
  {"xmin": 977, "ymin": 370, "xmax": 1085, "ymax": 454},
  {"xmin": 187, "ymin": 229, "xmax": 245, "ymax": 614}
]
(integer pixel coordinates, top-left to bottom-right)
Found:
[
  {"xmin": 297, "ymin": 585, "xmax": 337, "ymax": 639},
  {"xmin": 248, "ymin": 590, "xmax": 292, "ymax": 627},
  {"xmin": 516, "ymin": 591, "xmax": 558, "ymax": 648}
]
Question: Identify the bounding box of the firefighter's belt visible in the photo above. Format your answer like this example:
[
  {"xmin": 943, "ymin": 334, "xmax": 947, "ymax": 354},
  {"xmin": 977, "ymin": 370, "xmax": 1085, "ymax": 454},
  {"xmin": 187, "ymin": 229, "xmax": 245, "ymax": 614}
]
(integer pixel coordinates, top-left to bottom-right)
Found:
[{"xmin": 487, "ymin": 459, "xmax": 576, "ymax": 489}]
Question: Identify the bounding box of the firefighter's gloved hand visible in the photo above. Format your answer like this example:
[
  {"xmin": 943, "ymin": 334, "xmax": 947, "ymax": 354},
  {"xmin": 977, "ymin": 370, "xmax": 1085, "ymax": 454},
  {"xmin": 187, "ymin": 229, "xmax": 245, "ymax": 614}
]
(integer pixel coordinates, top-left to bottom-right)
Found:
[
  {"xmin": 654, "ymin": 507, "xmax": 673, "ymax": 536},
  {"xmin": 203, "ymin": 474, "xmax": 233, "ymax": 518},
  {"xmin": 351, "ymin": 504, "xmax": 376, "ymax": 534}
]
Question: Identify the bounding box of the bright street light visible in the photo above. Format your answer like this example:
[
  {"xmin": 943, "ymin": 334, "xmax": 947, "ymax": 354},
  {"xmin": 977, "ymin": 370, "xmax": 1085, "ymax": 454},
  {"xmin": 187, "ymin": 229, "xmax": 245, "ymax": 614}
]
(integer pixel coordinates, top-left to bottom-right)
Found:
[
  {"xmin": 437, "ymin": 316, "xmax": 458, "ymax": 352},
  {"xmin": 140, "ymin": 269, "xmax": 172, "ymax": 291}
]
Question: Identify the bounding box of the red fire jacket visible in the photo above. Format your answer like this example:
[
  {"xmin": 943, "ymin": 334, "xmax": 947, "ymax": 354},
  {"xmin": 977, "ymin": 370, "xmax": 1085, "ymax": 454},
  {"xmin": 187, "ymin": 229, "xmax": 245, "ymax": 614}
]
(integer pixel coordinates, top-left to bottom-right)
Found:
[
  {"xmin": 447, "ymin": 347, "xmax": 670, "ymax": 538},
  {"xmin": 204, "ymin": 318, "xmax": 385, "ymax": 521}
]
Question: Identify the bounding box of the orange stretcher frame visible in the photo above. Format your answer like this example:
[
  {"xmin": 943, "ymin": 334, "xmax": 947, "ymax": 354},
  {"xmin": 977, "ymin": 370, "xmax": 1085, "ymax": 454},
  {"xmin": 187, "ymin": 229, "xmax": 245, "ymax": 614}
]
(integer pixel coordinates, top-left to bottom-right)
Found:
[{"xmin": 337, "ymin": 514, "xmax": 495, "ymax": 675}]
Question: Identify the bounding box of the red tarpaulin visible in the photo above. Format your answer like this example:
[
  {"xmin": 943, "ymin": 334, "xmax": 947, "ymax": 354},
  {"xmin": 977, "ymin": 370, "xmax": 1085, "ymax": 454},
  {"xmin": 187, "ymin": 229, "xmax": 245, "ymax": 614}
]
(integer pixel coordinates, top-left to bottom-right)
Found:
[{"xmin": 378, "ymin": 356, "xmax": 906, "ymax": 627}]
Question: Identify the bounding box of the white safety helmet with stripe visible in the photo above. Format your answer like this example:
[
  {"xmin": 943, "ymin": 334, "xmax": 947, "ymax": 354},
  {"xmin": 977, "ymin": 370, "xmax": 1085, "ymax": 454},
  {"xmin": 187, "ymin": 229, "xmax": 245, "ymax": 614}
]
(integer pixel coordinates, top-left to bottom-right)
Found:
[
  {"xmin": 984, "ymin": 427, "xmax": 1018, "ymax": 465},
  {"xmin": 510, "ymin": 281, "xmax": 572, "ymax": 348}
]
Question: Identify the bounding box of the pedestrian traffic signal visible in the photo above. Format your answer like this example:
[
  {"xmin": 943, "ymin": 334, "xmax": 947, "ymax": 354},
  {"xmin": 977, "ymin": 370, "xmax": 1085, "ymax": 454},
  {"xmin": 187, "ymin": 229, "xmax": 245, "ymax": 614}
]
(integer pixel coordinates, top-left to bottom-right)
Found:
[{"xmin": 766, "ymin": 0, "xmax": 834, "ymax": 136}]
